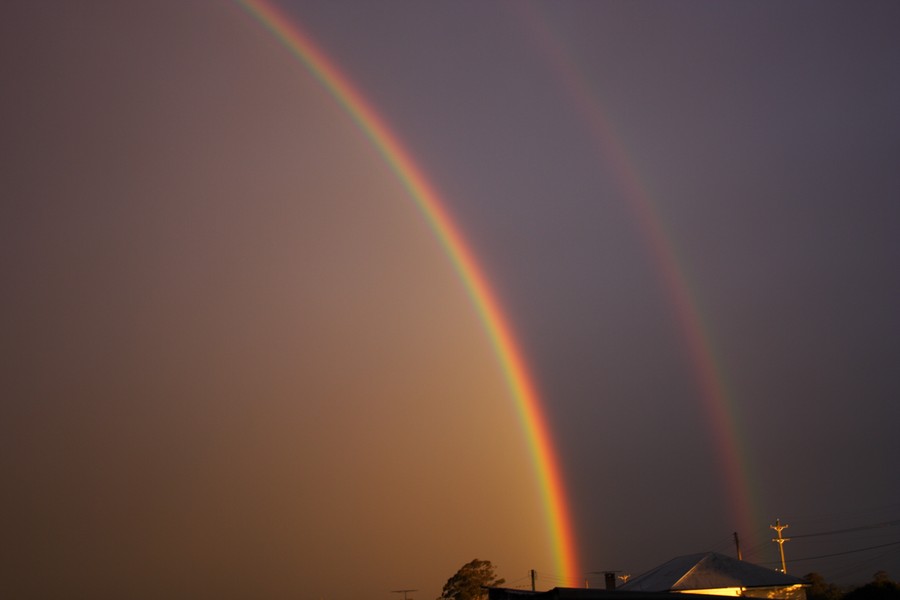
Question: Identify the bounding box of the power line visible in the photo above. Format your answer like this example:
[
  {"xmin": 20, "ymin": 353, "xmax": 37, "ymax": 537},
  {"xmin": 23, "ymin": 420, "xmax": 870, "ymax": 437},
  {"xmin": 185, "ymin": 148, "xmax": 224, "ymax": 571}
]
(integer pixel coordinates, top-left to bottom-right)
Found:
[
  {"xmin": 534, "ymin": 571, "xmax": 577, "ymax": 588},
  {"xmin": 706, "ymin": 534, "xmax": 739, "ymax": 555},
  {"xmin": 761, "ymin": 540, "xmax": 900, "ymax": 564},
  {"xmin": 828, "ymin": 547, "xmax": 900, "ymax": 581},
  {"xmin": 506, "ymin": 574, "xmax": 532, "ymax": 587},
  {"xmin": 740, "ymin": 523, "xmax": 784, "ymax": 561},
  {"xmin": 790, "ymin": 520, "xmax": 900, "ymax": 540}
]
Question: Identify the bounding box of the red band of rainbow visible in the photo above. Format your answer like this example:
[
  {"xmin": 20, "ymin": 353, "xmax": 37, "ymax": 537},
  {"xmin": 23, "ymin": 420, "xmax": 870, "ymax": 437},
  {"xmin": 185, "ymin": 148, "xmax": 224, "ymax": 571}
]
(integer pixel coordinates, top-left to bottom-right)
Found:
[
  {"xmin": 520, "ymin": 4, "xmax": 760, "ymax": 549},
  {"xmin": 237, "ymin": 0, "xmax": 582, "ymax": 585}
]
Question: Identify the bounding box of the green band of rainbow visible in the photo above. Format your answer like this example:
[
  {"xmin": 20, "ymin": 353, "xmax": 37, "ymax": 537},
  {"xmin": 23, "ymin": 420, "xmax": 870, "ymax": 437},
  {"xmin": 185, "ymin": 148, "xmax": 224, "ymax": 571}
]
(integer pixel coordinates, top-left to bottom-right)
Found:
[
  {"xmin": 237, "ymin": 0, "xmax": 582, "ymax": 585},
  {"xmin": 521, "ymin": 5, "xmax": 760, "ymax": 548}
]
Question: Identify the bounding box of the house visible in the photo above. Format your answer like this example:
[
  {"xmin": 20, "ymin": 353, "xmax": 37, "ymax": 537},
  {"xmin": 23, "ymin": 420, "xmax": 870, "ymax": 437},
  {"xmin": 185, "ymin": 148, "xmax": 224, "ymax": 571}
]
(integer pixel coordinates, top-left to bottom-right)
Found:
[
  {"xmin": 487, "ymin": 552, "xmax": 808, "ymax": 600},
  {"xmin": 618, "ymin": 552, "xmax": 808, "ymax": 600},
  {"xmin": 487, "ymin": 586, "xmax": 716, "ymax": 600}
]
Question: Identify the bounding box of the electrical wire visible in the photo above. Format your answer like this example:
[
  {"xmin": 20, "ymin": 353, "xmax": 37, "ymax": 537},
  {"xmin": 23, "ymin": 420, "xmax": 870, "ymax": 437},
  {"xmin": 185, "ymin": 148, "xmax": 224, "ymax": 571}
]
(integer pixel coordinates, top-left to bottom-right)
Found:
[
  {"xmin": 790, "ymin": 520, "xmax": 900, "ymax": 540},
  {"xmin": 827, "ymin": 547, "xmax": 900, "ymax": 581},
  {"xmin": 758, "ymin": 540, "xmax": 900, "ymax": 564}
]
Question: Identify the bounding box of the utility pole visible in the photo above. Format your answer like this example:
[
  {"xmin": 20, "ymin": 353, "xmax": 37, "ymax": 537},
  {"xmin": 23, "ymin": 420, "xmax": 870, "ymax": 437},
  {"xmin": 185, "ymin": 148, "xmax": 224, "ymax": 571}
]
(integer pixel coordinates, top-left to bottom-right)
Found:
[
  {"xmin": 733, "ymin": 531, "xmax": 742, "ymax": 560},
  {"xmin": 391, "ymin": 590, "xmax": 417, "ymax": 600},
  {"xmin": 770, "ymin": 518, "xmax": 790, "ymax": 574},
  {"xmin": 530, "ymin": 570, "xmax": 536, "ymax": 592}
]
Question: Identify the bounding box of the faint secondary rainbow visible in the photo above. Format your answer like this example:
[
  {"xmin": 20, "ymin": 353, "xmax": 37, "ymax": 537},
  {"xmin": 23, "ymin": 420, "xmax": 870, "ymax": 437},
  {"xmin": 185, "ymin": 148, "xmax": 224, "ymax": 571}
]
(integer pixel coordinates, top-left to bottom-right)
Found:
[
  {"xmin": 237, "ymin": 0, "xmax": 582, "ymax": 586},
  {"xmin": 520, "ymin": 5, "xmax": 762, "ymax": 550}
]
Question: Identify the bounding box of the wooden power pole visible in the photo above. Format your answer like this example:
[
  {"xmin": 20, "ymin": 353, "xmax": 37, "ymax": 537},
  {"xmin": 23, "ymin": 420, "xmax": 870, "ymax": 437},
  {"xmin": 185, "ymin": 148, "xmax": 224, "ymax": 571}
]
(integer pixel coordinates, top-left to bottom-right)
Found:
[{"xmin": 770, "ymin": 518, "xmax": 790, "ymax": 573}]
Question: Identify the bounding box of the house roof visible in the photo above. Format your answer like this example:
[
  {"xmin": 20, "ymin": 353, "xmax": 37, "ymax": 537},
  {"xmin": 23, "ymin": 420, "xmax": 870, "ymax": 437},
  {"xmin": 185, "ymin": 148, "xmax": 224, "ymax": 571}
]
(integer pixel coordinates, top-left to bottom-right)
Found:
[
  {"xmin": 618, "ymin": 552, "xmax": 807, "ymax": 592},
  {"xmin": 487, "ymin": 587, "xmax": 720, "ymax": 600}
]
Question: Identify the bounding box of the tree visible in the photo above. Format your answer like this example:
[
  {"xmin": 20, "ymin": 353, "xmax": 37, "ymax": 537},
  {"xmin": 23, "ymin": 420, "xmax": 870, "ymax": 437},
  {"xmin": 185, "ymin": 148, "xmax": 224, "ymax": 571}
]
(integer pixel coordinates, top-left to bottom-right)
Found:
[
  {"xmin": 804, "ymin": 572, "xmax": 845, "ymax": 600},
  {"xmin": 438, "ymin": 559, "xmax": 506, "ymax": 600},
  {"xmin": 843, "ymin": 571, "xmax": 900, "ymax": 600}
]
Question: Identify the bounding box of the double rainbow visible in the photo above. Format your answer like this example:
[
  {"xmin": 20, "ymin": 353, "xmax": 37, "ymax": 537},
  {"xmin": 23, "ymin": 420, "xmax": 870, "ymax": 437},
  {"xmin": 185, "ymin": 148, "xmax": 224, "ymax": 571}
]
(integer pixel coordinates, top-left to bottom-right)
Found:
[{"xmin": 237, "ymin": 0, "xmax": 582, "ymax": 586}]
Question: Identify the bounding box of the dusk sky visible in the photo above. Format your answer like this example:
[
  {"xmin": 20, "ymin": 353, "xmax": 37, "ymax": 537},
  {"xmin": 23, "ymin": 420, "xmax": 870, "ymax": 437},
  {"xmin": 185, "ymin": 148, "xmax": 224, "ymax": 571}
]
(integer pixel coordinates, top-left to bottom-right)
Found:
[{"xmin": 2, "ymin": 2, "xmax": 899, "ymax": 599}]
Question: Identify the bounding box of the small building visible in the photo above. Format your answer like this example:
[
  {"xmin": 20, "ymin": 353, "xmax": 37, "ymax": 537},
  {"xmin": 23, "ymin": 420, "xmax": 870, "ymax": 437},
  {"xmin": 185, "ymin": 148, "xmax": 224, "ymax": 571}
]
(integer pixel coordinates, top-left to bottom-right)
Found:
[
  {"xmin": 619, "ymin": 552, "xmax": 808, "ymax": 600},
  {"xmin": 487, "ymin": 587, "xmax": 715, "ymax": 600}
]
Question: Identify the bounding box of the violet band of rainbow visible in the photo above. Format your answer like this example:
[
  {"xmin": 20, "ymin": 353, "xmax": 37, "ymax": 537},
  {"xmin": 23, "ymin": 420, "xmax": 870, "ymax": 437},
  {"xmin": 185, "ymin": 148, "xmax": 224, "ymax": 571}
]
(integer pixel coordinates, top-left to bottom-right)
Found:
[
  {"xmin": 238, "ymin": 0, "xmax": 582, "ymax": 585},
  {"xmin": 520, "ymin": 4, "xmax": 759, "ymax": 548}
]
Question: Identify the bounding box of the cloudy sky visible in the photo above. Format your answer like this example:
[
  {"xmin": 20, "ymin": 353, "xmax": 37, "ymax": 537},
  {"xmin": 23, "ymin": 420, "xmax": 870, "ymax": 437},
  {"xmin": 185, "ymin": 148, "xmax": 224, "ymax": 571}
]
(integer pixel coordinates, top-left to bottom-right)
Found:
[{"xmin": 2, "ymin": 2, "xmax": 899, "ymax": 599}]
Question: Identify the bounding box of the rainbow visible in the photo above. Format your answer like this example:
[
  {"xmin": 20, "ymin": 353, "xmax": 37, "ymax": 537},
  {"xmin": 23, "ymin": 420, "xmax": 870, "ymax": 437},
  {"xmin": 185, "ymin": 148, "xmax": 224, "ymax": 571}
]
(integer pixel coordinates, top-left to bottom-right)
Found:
[
  {"xmin": 236, "ymin": 0, "xmax": 582, "ymax": 586},
  {"xmin": 520, "ymin": 5, "xmax": 761, "ymax": 549}
]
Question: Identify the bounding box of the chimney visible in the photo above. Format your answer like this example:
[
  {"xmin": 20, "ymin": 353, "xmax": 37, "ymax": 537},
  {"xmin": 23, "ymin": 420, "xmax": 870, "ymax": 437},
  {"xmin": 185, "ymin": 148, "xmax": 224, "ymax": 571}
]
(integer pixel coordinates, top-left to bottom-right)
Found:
[{"xmin": 604, "ymin": 572, "xmax": 616, "ymax": 591}]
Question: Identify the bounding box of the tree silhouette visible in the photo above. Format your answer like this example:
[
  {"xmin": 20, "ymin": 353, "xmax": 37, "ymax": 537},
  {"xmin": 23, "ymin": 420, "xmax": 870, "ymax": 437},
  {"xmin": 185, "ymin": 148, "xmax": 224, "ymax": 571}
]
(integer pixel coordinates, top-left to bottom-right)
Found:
[
  {"xmin": 804, "ymin": 572, "xmax": 845, "ymax": 600},
  {"xmin": 438, "ymin": 559, "xmax": 506, "ymax": 600},
  {"xmin": 843, "ymin": 571, "xmax": 900, "ymax": 600}
]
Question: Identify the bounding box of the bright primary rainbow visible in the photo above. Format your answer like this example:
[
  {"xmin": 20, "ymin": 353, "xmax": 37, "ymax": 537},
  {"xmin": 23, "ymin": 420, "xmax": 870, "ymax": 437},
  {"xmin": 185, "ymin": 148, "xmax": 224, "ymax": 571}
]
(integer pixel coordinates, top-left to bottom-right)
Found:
[{"xmin": 237, "ymin": 0, "xmax": 582, "ymax": 586}]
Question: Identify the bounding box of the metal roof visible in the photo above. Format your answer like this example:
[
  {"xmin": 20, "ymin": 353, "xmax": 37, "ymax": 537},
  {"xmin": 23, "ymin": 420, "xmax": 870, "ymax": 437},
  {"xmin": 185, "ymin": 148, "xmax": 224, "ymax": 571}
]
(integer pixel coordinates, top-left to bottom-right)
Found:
[{"xmin": 619, "ymin": 552, "xmax": 807, "ymax": 592}]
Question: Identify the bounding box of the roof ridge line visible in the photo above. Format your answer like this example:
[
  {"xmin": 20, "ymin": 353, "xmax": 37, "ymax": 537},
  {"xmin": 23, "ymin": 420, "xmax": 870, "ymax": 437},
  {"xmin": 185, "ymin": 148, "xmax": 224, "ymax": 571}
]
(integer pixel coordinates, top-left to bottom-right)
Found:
[{"xmin": 672, "ymin": 554, "xmax": 708, "ymax": 590}]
